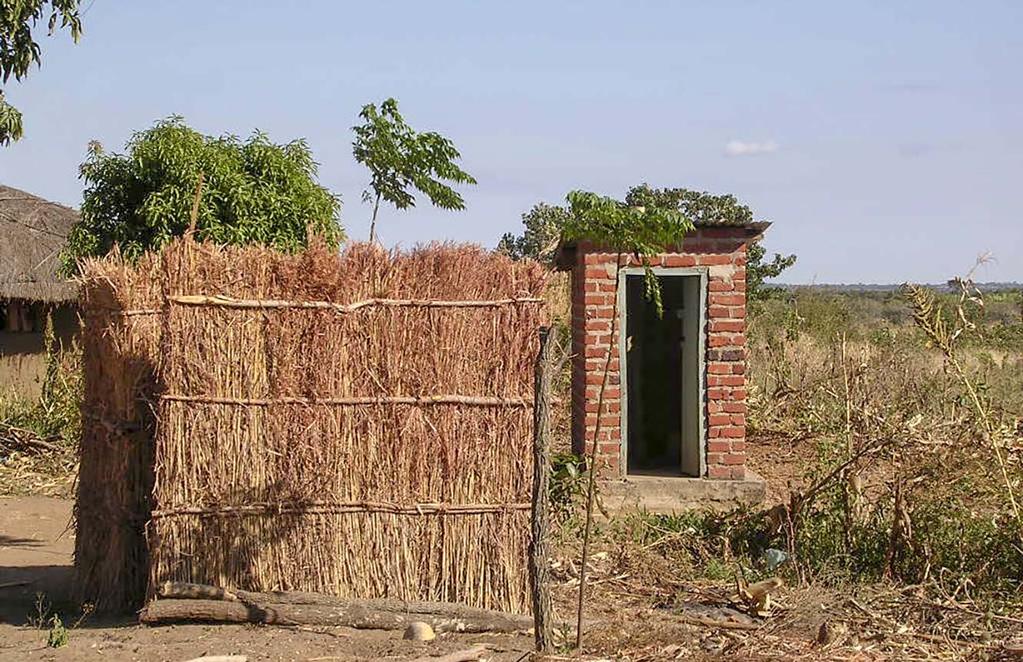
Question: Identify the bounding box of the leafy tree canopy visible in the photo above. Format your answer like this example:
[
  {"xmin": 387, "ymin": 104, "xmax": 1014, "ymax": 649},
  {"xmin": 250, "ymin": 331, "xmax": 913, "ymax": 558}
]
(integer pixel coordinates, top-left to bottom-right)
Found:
[
  {"xmin": 352, "ymin": 98, "xmax": 475, "ymax": 242},
  {"xmin": 500, "ymin": 183, "xmax": 797, "ymax": 300},
  {"xmin": 1, "ymin": 0, "xmax": 82, "ymax": 145},
  {"xmin": 496, "ymin": 202, "xmax": 570, "ymax": 262},
  {"xmin": 624, "ymin": 183, "xmax": 754, "ymax": 225},
  {"xmin": 625, "ymin": 184, "xmax": 796, "ymax": 301},
  {"xmin": 61, "ymin": 116, "xmax": 342, "ymax": 273},
  {"xmin": 746, "ymin": 241, "xmax": 797, "ymax": 301}
]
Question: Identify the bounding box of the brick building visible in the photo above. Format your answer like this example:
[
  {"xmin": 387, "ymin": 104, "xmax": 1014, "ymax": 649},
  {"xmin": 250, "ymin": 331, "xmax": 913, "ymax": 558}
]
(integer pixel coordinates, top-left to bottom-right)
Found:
[{"xmin": 555, "ymin": 220, "xmax": 769, "ymax": 510}]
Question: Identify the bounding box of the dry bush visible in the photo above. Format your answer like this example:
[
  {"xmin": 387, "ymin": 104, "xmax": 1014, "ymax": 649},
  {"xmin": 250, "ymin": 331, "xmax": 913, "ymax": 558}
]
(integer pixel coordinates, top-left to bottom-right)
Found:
[
  {"xmin": 551, "ymin": 281, "xmax": 1023, "ymax": 658},
  {"xmin": 0, "ymin": 318, "xmax": 82, "ymax": 497},
  {"xmin": 746, "ymin": 278, "xmax": 1023, "ymax": 602}
]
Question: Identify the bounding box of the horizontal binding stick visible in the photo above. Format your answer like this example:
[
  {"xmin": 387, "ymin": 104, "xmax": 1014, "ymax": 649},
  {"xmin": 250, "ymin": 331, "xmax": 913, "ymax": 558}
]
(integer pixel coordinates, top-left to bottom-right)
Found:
[
  {"xmin": 117, "ymin": 308, "xmax": 162, "ymax": 316},
  {"xmin": 168, "ymin": 293, "xmax": 544, "ymax": 312},
  {"xmin": 83, "ymin": 307, "xmax": 161, "ymax": 317},
  {"xmin": 150, "ymin": 501, "xmax": 532, "ymax": 519},
  {"xmin": 159, "ymin": 394, "xmax": 532, "ymax": 407}
]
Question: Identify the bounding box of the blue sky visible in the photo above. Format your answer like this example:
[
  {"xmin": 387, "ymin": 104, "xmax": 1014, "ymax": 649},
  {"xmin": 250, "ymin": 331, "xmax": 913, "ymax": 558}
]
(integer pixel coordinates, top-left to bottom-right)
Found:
[{"xmin": 2, "ymin": 1, "xmax": 1020, "ymax": 283}]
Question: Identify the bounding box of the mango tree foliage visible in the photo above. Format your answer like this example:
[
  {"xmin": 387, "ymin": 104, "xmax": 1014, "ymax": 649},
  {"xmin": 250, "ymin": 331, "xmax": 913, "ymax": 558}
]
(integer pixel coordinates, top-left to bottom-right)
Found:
[
  {"xmin": 61, "ymin": 117, "xmax": 342, "ymax": 273},
  {"xmin": 0, "ymin": 0, "xmax": 82, "ymax": 145},
  {"xmin": 500, "ymin": 186, "xmax": 795, "ymax": 300},
  {"xmin": 352, "ymin": 98, "xmax": 475, "ymax": 242},
  {"xmin": 626, "ymin": 184, "xmax": 796, "ymax": 300},
  {"xmin": 745, "ymin": 241, "xmax": 797, "ymax": 301}
]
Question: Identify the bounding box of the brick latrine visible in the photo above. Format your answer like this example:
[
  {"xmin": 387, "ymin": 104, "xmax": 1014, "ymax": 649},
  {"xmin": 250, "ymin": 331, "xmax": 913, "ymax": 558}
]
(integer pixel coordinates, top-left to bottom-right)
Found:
[{"xmin": 557, "ymin": 225, "xmax": 764, "ymax": 482}]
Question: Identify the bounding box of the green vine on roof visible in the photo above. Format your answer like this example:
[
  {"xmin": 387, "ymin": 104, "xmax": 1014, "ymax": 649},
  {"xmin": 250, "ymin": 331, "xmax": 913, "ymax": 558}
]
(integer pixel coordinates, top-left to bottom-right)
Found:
[
  {"xmin": 625, "ymin": 184, "xmax": 796, "ymax": 301},
  {"xmin": 624, "ymin": 183, "xmax": 755, "ymax": 226},
  {"xmin": 561, "ymin": 189, "xmax": 693, "ymax": 316}
]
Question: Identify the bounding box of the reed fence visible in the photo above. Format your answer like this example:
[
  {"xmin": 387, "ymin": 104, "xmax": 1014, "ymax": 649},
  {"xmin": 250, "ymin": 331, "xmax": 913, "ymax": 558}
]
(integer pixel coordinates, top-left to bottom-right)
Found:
[
  {"xmin": 74, "ymin": 250, "xmax": 163, "ymax": 611},
  {"xmin": 76, "ymin": 238, "xmax": 547, "ymax": 614}
]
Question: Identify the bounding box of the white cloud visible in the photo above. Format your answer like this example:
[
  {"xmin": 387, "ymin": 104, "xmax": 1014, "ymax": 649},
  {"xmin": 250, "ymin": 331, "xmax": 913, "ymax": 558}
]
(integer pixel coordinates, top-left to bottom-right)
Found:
[{"xmin": 724, "ymin": 139, "xmax": 779, "ymax": 157}]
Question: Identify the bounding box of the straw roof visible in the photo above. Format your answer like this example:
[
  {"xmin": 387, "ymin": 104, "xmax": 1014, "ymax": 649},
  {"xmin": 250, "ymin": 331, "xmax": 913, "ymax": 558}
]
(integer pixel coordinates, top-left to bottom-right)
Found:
[{"xmin": 0, "ymin": 184, "xmax": 79, "ymax": 302}]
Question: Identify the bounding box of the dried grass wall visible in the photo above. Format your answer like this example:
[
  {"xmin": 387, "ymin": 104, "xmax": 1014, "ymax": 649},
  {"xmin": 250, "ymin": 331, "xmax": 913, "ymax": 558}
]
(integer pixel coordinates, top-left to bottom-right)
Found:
[
  {"xmin": 74, "ymin": 252, "xmax": 163, "ymax": 611},
  {"xmin": 78, "ymin": 238, "xmax": 547, "ymax": 614}
]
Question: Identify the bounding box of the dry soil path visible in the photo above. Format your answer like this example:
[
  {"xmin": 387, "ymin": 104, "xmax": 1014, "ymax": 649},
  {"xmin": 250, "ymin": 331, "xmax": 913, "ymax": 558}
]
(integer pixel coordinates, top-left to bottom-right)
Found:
[{"xmin": 0, "ymin": 496, "xmax": 532, "ymax": 661}]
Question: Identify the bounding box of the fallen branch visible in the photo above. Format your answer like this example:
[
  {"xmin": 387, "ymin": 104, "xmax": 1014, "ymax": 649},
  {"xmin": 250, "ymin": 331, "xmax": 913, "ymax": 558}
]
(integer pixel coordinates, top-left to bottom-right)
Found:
[
  {"xmin": 143, "ymin": 583, "xmax": 533, "ymax": 634},
  {"xmin": 0, "ymin": 425, "xmax": 65, "ymax": 455},
  {"xmin": 676, "ymin": 614, "xmax": 762, "ymax": 631}
]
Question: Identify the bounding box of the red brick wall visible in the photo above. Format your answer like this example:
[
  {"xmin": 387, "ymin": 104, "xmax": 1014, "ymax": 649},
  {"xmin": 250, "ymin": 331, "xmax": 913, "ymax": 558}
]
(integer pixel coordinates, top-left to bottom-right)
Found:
[{"xmin": 569, "ymin": 228, "xmax": 749, "ymax": 479}]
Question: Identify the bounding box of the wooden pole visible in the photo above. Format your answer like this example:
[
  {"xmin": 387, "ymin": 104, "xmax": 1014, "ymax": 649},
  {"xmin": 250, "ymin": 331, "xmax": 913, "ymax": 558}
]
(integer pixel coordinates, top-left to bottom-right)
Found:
[{"xmin": 529, "ymin": 326, "xmax": 557, "ymax": 652}]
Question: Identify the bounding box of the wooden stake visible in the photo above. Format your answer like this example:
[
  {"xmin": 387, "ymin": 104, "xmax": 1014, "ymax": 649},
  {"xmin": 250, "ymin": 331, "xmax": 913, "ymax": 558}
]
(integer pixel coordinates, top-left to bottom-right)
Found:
[{"xmin": 529, "ymin": 326, "xmax": 557, "ymax": 652}]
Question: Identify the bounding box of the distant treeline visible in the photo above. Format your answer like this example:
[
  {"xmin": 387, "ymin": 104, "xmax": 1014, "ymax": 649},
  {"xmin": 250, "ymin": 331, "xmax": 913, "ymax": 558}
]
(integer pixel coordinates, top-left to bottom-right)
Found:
[{"xmin": 771, "ymin": 282, "xmax": 1022, "ymax": 293}]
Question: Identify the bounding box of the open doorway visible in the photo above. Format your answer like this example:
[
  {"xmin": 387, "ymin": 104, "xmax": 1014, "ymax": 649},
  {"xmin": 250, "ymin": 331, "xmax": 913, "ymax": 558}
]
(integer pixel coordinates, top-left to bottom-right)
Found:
[{"xmin": 623, "ymin": 272, "xmax": 704, "ymax": 477}]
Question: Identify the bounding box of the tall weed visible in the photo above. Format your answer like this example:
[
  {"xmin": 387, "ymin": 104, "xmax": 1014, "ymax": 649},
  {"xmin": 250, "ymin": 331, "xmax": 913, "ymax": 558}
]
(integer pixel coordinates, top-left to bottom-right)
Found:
[{"xmin": 746, "ymin": 279, "xmax": 1023, "ymax": 599}]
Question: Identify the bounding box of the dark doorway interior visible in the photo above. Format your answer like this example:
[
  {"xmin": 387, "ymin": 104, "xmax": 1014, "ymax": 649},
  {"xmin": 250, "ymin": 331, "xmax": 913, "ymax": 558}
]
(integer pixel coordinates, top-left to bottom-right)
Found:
[{"xmin": 625, "ymin": 274, "xmax": 701, "ymax": 476}]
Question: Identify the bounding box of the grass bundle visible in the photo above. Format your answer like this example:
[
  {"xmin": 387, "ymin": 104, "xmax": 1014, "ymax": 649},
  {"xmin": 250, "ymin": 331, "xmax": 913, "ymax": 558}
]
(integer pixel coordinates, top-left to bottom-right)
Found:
[
  {"xmin": 73, "ymin": 250, "xmax": 163, "ymax": 611},
  {"xmin": 86, "ymin": 238, "xmax": 546, "ymax": 614}
]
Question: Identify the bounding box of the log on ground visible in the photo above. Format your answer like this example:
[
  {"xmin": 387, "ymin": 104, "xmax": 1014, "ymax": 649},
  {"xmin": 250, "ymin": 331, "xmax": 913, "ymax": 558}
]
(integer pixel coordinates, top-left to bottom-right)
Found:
[{"xmin": 142, "ymin": 588, "xmax": 533, "ymax": 634}]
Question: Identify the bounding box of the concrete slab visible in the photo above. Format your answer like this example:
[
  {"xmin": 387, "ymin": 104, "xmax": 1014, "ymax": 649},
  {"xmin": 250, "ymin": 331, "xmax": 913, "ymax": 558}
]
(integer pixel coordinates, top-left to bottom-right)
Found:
[{"xmin": 599, "ymin": 472, "xmax": 766, "ymax": 513}]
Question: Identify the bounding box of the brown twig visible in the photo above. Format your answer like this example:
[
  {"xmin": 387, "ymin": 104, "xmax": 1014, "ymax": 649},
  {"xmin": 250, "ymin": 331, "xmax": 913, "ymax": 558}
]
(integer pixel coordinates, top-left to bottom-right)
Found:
[{"xmin": 186, "ymin": 173, "xmax": 205, "ymax": 236}]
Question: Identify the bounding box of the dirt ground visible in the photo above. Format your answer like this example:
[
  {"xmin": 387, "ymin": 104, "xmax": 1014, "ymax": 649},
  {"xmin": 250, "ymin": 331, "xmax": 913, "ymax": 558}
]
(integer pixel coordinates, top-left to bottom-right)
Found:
[
  {"xmin": 0, "ymin": 497, "xmax": 533, "ymax": 662},
  {"xmin": 4, "ymin": 445, "xmax": 1020, "ymax": 661},
  {"xmin": 0, "ymin": 435, "xmax": 803, "ymax": 662},
  {"xmin": 0, "ymin": 491, "xmax": 828, "ymax": 662}
]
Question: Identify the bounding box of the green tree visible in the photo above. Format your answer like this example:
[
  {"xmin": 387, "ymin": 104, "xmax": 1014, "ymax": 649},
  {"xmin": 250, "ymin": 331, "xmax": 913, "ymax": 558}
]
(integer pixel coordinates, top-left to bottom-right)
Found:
[
  {"xmin": 352, "ymin": 98, "xmax": 475, "ymax": 243},
  {"xmin": 1, "ymin": 0, "xmax": 82, "ymax": 145},
  {"xmin": 625, "ymin": 184, "xmax": 795, "ymax": 300},
  {"xmin": 60, "ymin": 117, "xmax": 342, "ymax": 273},
  {"xmin": 496, "ymin": 202, "xmax": 570, "ymax": 262},
  {"xmin": 746, "ymin": 240, "xmax": 797, "ymax": 301}
]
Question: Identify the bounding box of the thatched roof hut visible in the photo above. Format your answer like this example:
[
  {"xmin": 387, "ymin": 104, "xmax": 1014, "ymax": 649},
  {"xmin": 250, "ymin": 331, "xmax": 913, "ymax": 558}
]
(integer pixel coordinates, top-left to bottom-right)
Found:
[{"xmin": 0, "ymin": 184, "xmax": 79, "ymax": 303}]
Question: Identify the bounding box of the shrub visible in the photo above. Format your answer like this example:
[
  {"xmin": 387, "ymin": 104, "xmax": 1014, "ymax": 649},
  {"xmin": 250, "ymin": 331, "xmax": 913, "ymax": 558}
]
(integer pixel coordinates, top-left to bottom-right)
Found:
[{"xmin": 61, "ymin": 117, "xmax": 342, "ymax": 272}]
